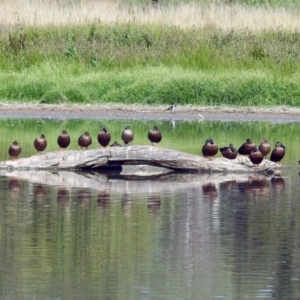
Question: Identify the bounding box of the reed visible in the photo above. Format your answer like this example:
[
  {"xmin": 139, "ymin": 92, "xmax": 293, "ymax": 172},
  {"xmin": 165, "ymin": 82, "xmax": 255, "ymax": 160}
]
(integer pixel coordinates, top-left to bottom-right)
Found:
[{"xmin": 1, "ymin": 0, "xmax": 300, "ymax": 31}]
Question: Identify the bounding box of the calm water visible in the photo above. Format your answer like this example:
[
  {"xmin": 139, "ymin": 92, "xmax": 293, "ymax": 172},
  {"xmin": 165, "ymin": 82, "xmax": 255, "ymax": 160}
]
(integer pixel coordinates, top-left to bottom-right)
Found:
[{"xmin": 0, "ymin": 118, "xmax": 300, "ymax": 300}]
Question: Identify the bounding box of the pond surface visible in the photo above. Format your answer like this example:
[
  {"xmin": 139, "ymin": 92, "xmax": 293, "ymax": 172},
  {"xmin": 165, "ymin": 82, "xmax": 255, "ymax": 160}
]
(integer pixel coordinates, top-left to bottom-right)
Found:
[{"xmin": 0, "ymin": 117, "xmax": 300, "ymax": 299}]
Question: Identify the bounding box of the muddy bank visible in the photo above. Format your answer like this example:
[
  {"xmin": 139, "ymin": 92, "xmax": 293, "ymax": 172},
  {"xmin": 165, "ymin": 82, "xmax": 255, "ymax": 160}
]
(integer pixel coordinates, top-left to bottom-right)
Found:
[{"xmin": 0, "ymin": 103, "xmax": 300, "ymax": 122}]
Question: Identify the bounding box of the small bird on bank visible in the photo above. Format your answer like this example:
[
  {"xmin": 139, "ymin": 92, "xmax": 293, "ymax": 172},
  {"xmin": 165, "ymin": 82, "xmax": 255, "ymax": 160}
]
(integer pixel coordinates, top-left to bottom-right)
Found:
[
  {"xmin": 270, "ymin": 142, "xmax": 286, "ymax": 163},
  {"xmin": 219, "ymin": 144, "xmax": 237, "ymax": 160},
  {"xmin": 249, "ymin": 147, "xmax": 264, "ymax": 165},
  {"xmin": 34, "ymin": 134, "xmax": 47, "ymax": 152},
  {"xmin": 202, "ymin": 138, "xmax": 218, "ymax": 158},
  {"xmin": 57, "ymin": 130, "xmax": 70, "ymax": 150},
  {"xmin": 238, "ymin": 138, "xmax": 256, "ymax": 155},
  {"xmin": 258, "ymin": 138, "xmax": 271, "ymax": 158},
  {"xmin": 78, "ymin": 132, "xmax": 92, "ymax": 150},
  {"xmin": 121, "ymin": 127, "xmax": 134, "ymax": 145},
  {"xmin": 8, "ymin": 141, "xmax": 21, "ymax": 160},
  {"xmin": 148, "ymin": 126, "xmax": 162, "ymax": 146},
  {"xmin": 98, "ymin": 126, "xmax": 111, "ymax": 148},
  {"xmin": 164, "ymin": 103, "xmax": 176, "ymax": 113}
]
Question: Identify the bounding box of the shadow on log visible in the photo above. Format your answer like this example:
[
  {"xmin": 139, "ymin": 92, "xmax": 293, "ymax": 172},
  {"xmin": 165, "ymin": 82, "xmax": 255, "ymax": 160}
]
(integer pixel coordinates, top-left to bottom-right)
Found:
[{"xmin": 0, "ymin": 146, "xmax": 284, "ymax": 176}]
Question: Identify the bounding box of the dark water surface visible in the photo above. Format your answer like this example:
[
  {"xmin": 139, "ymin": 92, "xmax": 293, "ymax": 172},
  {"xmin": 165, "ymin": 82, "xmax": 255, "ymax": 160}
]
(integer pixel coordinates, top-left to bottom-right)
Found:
[{"xmin": 0, "ymin": 118, "xmax": 300, "ymax": 299}]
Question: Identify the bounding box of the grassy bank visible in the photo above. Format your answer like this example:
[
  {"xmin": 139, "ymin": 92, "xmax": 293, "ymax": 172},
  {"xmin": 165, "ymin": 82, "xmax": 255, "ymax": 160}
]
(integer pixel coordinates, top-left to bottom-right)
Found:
[{"xmin": 1, "ymin": 2, "xmax": 300, "ymax": 106}]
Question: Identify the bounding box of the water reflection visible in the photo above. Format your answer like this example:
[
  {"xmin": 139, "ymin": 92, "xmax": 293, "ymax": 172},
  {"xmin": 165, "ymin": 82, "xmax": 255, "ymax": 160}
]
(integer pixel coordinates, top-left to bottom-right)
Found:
[
  {"xmin": 147, "ymin": 193, "xmax": 161, "ymax": 214},
  {"xmin": 97, "ymin": 191, "xmax": 110, "ymax": 212},
  {"xmin": 33, "ymin": 184, "xmax": 47, "ymax": 203},
  {"xmin": 202, "ymin": 183, "xmax": 218, "ymax": 202},
  {"xmin": 57, "ymin": 186, "xmax": 70, "ymax": 206},
  {"xmin": 271, "ymin": 177, "xmax": 285, "ymax": 193},
  {"xmin": 0, "ymin": 169, "xmax": 300, "ymax": 299},
  {"xmin": 8, "ymin": 177, "xmax": 20, "ymax": 198}
]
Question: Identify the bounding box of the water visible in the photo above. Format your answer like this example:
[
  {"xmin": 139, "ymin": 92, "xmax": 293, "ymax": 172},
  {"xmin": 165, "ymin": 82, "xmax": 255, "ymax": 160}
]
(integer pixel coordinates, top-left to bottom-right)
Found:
[{"xmin": 0, "ymin": 118, "xmax": 300, "ymax": 299}]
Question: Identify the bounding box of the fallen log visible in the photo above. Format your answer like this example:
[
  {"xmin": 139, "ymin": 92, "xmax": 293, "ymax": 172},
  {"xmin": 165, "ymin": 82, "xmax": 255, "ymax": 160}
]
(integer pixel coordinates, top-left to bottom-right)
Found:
[{"xmin": 0, "ymin": 145, "xmax": 284, "ymax": 175}]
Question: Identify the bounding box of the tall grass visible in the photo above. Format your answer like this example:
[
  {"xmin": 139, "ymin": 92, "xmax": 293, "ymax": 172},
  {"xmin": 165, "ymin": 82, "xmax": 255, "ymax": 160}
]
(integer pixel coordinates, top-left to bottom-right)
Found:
[
  {"xmin": 1, "ymin": 0, "xmax": 300, "ymax": 31},
  {"xmin": 1, "ymin": 1, "xmax": 300, "ymax": 106}
]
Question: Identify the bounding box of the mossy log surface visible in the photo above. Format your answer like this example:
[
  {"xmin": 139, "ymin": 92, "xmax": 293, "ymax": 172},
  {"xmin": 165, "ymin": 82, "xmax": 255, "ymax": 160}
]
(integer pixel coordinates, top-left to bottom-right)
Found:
[{"xmin": 0, "ymin": 146, "xmax": 283, "ymax": 176}]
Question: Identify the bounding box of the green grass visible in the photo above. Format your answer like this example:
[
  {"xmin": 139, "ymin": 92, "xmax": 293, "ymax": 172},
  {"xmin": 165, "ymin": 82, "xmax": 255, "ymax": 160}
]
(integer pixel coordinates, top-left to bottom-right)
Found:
[{"xmin": 1, "ymin": 23, "xmax": 300, "ymax": 106}]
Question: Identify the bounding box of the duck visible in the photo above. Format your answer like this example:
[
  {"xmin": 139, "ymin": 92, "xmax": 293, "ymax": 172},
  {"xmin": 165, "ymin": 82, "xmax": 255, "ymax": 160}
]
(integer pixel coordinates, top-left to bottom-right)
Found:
[
  {"xmin": 249, "ymin": 147, "xmax": 264, "ymax": 165},
  {"xmin": 110, "ymin": 141, "xmax": 122, "ymax": 147},
  {"xmin": 164, "ymin": 103, "xmax": 176, "ymax": 113},
  {"xmin": 98, "ymin": 126, "xmax": 111, "ymax": 148},
  {"xmin": 57, "ymin": 130, "xmax": 70, "ymax": 150},
  {"xmin": 238, "ymin": 138, "xmax": 256, "ymax": 155},
  {"xmin": 270, "ymin": 142, "xmax": 286, "ymax": 163},
  {"xmin": 121, "ymin": 127, "xmax": 134, "ymax": 145},
  {"xmin": 258, "ymin": 138, "xmax": 271, "ymax": 158},
  {"xmin": 148, "ymin": 126, "xmax": 162, "ymax": 146},
  {"xmin": 34, "ymin": 134, "xmax": 47, "ymax": 152},
  {"xmin": 8, "ymin": 141, "xmax": 21, "ymax": 159},
  {"xmin": 202, "ymin": 138, "xmax": 218, "ymax": 158},
  {"xmin": 78, "ymin": 132, "xmax": 92, "ymax": 150},
  {"xmin": 219, "ymin": 144, "xmax": 237, "ymax": 160}
]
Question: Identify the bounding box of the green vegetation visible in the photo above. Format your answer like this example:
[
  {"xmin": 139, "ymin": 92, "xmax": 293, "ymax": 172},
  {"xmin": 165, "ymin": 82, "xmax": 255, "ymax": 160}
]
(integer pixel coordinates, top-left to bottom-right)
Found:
[{"xmin": 1, "ymin": 22, "xmax": 300, "ymax": 106}]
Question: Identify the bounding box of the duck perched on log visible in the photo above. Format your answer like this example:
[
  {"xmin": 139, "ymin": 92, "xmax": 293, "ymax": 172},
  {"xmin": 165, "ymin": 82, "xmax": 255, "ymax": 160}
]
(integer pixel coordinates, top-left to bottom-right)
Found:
[
  {"xmin": 121, "ymin": 127, "xmax": 134, "ymax": 145},
  {"xmin": 249, "ymin": 147, "xmax": 264, "ymax": 165},
  {"xmin": 148, "ymin": 126, "xmax": 162, "ymax": 146},
  {"xmin": 270, "ymin": 142, "xmax": 286, "ymax": 163},
  {"xmin": 34, "ymin": 134, "xmax": 47, "ymax": 152},
  {"xmin": 219, "ymin": 144, "xmax": 237, "ymax": 160},
  {"xmin": 8, "ymin": 141, "xmax": 21, "ymax": 160},
  {"xmin": 258, "ymin": 138, "xmax": 271, "ymax": 158},
  {"xmin": 98, "ymin": 126, "xmax": 111, "ymax": 148},
  {"xmin": 238, "ymin": 138, "xmax": 256, "ymax": 155},
  {"xmin": 57, "ymin": 130, "xmax": 71, "ymax": 150},
  {"xmin": 78, "ymin": 132, "xmax": 92, "ymax": 150},
  {"xmin": 202, "ymin": 138, "xmax": 218, "ymax": 158}
]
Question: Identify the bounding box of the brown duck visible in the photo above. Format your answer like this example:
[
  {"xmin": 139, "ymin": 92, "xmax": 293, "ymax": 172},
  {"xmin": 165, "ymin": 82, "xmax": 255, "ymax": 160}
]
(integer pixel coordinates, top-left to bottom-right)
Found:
[
  {"xmin": 202, "ymin": 138, "xmax": 218, "ymax": 158},
  {"xmin": 78, "ymin": 132, "xmax": 92, "ymax": 150},
  {"xmin": 57, "ymin": 130, "xmax": 70, "ymax": 150},
  {"xmin": 219, "ymin": 144, "xmax": 237, "ymax": 160},
  {"xmin": 148, "ymin": 126, "xmax": 162, "ymax": 146},
  {"xmin": 98, "ymin": 126, "xmax": 111, "ymax": 148},
  {"xmin": 8, "ymin": 141, "xmax": 21, "ymax": 159},
  {"xmin": 121, "ymin": 127, "xmax": 134, "ymax": 145},
  {"xmin": 270, "ymin": 142, "xmax": 286, "ymax": 163},
  {"xmin": 34, "ymin": 134, "xmax": 47, "ymax": 152},
  {"xmin": 238, "ymin": 138, "xmax": 256, "ymax": 155},
  {"xmin": 249, "ymin": 147, "xmax": 264, "ymax": 165},
  {"xmin": 258, "ymin": 138, "xmax": 271, "ymax": 158}
]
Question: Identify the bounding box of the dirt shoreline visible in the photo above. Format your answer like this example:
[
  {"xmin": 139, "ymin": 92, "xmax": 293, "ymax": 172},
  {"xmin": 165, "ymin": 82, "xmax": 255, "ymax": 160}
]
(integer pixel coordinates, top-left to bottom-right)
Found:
[{"xmin": 0, "ymin": 103, "xmax": 300, "ymax": 122}]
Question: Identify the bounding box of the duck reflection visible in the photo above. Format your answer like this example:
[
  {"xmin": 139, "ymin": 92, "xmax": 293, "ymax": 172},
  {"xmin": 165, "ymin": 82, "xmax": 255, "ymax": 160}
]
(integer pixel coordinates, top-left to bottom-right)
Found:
[
  {"xmin": 97, "ymin": 191, "xmax": 110, "ymax": 212},
  {"xmin": 147, "ymin": 193, "xmax": 161, "ymax": 214},
  {"xmin": 202, "ymin": 183, "xmax": 218, "ymax": 202},
  {"xmin": 8, "ymin": 178, "xmax": 20, "ymax": 198},
  {"xmin": 77, "ymin": 188, "xmax": 92, "ymax": 202},
  {"xmin": 57, "ymin": 187, "xmax": 70, "ymax": 206},
  {"xmin": 238, "ymin": 176, "xmax": 270, "ymax": 199},
  {"xmin": 122, "ymin": 194, "xmax": 132, "ymax": 217},
  {"xmin": 271, "ymin": 177, "xmax": 285, "ymax": 193},
  {"xmin": 34, "ymin": 184, "xmax": 47, "ymax": 203}
]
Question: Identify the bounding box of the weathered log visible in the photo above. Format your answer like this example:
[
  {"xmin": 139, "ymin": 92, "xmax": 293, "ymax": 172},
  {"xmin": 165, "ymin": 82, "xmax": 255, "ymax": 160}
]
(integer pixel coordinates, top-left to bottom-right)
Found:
[{"xmin": 0, "ymin": 145, "xmax": 284, "ymax": 175}]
